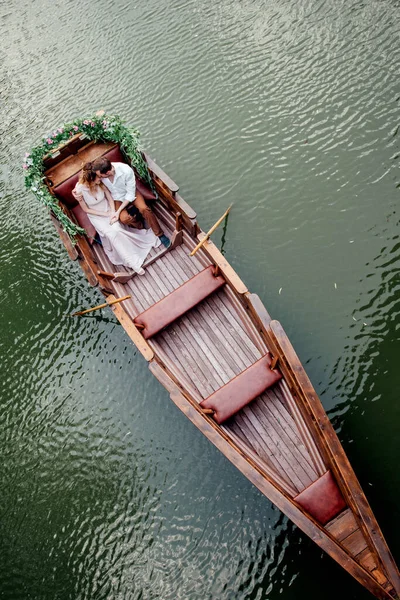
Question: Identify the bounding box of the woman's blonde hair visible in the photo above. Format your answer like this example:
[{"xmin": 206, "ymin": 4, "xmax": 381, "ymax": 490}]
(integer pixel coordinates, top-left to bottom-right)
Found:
[{"xmin": 78, "ymin": 162, "xmax": 103, "ymax": 191}]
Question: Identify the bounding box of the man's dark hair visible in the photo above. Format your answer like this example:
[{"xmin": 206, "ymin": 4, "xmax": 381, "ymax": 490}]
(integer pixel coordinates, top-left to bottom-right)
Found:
[{"xmin": 91, "ymin": 157, "xmax": 112, "ymax": 174}]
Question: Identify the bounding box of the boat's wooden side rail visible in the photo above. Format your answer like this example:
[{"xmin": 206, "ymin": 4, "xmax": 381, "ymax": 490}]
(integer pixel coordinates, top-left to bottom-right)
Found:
[
  {"xmin": 144, "ymin": 152, "xmax": 199, "ymax": 237},
  {"xmin": 265, "ymin": 319, "xmax": 400, "ymax": 596},
  {"xmin": 193, "ymin": 234, "xmax": 248, "ymax": 295},
  {"xmin": 106, "ymin": 295, "xmax": 154, "ymax": 361},
  {"xmin": 50, "ymin": 214, "xmax": 79, "ymax": 261}
]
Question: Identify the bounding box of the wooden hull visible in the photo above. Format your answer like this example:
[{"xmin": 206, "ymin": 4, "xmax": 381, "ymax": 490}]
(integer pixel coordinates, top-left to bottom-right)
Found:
[{"xmin": 44, "ymin": 141, "xmax": 400, "ymax": 599}]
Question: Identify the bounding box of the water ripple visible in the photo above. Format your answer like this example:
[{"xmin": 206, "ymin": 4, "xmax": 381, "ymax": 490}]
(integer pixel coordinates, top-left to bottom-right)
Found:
[{"xmin": 1, "ymin": 0, "xmax": 399, "ymax": 599}]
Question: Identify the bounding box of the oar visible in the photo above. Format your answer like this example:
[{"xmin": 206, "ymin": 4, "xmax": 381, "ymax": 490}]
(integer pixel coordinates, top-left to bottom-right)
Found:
[
  {"xmin": 190, "ymin": 205, "xmax": 232, "ymax": 257},
  {"xmin": 70, "ymin": 295, "xmax": 131, "ymax": 317}
]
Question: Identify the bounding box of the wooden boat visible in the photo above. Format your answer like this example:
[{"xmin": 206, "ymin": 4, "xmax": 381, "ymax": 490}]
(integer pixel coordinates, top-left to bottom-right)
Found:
[{"xmin": 41, "ymin": 133, "xmax": 399, "ymax": 599}]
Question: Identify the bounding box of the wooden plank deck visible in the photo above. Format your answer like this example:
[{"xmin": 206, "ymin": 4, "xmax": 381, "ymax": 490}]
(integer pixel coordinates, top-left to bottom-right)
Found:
[
  {"xmin": 325, "ymin": 508, "xmax": 393, "ymax": 594},
  {"xmin": 91, "ymin": 201, "xmax": 326, "ymax": 495}
]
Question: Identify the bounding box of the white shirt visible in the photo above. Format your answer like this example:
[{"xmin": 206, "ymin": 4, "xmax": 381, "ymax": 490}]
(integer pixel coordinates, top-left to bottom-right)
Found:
[{"xmin": 102, "ymin": 162, "xmax": 136, "ymax": 202}]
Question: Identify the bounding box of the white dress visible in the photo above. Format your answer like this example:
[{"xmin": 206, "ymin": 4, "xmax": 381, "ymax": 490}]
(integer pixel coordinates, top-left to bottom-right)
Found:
[{"xmin": 76, "ymin": 183, "xmax": 161, "ymax": 273}]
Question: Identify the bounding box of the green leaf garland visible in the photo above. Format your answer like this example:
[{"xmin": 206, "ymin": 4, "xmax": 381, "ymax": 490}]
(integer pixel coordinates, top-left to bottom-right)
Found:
[{"xmin": 23, "ymin": 112, "xmax": 154, "ymax": 241}]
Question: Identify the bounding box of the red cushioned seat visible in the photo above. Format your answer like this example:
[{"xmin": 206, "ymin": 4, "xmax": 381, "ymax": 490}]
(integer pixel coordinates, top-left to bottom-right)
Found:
[
  {"xmin": 53, "ymin": 147, "xmax": 155, "ymax": 207},
  {"xmin": 200, "ymin": 354, "xmax": 282, "ymax": 424},
  {"xmin": 134, "ymin": 266, "xmax": 225, "ymax": 339},
  {"xmin": 294, "ymin": 470, "xmax": 347, "ymax": 525},
  {"xmin": 71, "ymin": 205, "xmax": 97, "ymax": 242},
  {"xmin": 103, "ymin": 145, "xmax": 125, "ymax": 163},
  {"xmin": 54, "ymin": 172, "xmax": 80, "ymax": 207}
]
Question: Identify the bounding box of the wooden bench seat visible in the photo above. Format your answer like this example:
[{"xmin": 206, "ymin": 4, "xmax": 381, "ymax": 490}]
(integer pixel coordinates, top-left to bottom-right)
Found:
[
  {"xmin": 134, "ymin": 266, "xmax": 226, "ymax": 339},
  {"xmin": 200, "ymin": 354, "xmax": 282, "ymax": 424}
]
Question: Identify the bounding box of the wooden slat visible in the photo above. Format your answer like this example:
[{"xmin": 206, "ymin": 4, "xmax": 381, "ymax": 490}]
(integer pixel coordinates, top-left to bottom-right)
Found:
[
  {"xmin": 342, "ymin": 529, "xmax": 369, "ymax": 556},
  {"xmin": 162, "ymin": 328, "xmax": 214, "ymax": 396},
  {"xmin": 225, "ymin": 422, "xmax": 298, "ymax": 496},
  {"xmin": 144, "ymin": 153, "xmax": 180, "ymax": 193},
  {"xmin": 165, "ymin": 251, "xmax": 191, "ymax": 284},
  {"xmin": 50, "ymin": 214, "xmax": 79, "ymax": 260},
  {"xmin": 136, "ymin": 267, "xmax": 163, "ymax": 303},
  {"xmin": 202, "ymin": 296, "xmax": 257, "ymax": 366},
  {"xmin": 185, "ymin": 307, "xmax": 237, "ymax": 385},
  {"xmin": 222, "ymin": 286, "xmax": 267, "ymax": 355},
  {"xmin": 371, "ymin": 569, "xmax": 389, "ymax": 586},
  {"xmin": 172, "ymin": 318, "xmax": 227, "ymax": 394},
  {"xmin": 166, "ymin": 324, "xmax": 222, "ymax": 395},
  {"xmin": 208, "ymin": 291, "xmax": 262, "ymax": 359},
  {"xmin": 194, "ymin": 301, "xmax": 252, "ymax": 374},
  {"xmin": 175, "ymin": 243, "xmax": 206, "ymax": 272},
  {"xmin": 106, "ymin": 296, "xmax": 154, "ymax": 361},
  {"xmin": 128, "ymin": 274, "xmax": 156, "ymax": 311},
  {"xmin": 326, "ymin": 508, "xmax": 359, "ymax": 542},
  {"xmin": 357, "ymin": 547, "xmax": 378, "ymax": 572},
  {"xmin": 172, "ymin": 246, "xmax": 200, "ymax": 277},
  {"xmin": 152, "ymin": 336, "xmax": 203, "ymax": 402},
  {"xmin": 280, "ymin": 380, "xmax": 327, "ymax": 476},
  {"xmin": 243, "ymin": 403, "xmax": 313, "ymax": 491},
  {"xmin": 234, "ymin": 410, "xmax": 305, "ymax": 493},
  {"xmin": 253, "ymin": 396, "xmax": 318, "ymax": 483},
  {"xmin": 264, "ymin": 389, "xmax": 318, "ymax": 472},
  {"xmin": 195, "ymin": 235, "xmax": 248, "ymax": 295},
  {"xmin": 229, "ymin": 417, "xmax": 300, "ymax": 493}
]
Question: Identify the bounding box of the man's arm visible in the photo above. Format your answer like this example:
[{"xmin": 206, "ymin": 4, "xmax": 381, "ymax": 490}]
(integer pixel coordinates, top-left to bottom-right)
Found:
[
  {"xmin": 112, "ymin": 166, "xmax": 136, "ymax": 222},
  {"xmin": 103, "ymin": 186, "xmax": 118, "ymax": 224}
]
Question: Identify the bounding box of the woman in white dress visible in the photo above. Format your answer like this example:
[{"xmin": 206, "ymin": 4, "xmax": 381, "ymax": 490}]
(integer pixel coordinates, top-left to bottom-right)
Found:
[{"xmin": 75, "ymin": 163, "xmax": 161, "ymax": 275}]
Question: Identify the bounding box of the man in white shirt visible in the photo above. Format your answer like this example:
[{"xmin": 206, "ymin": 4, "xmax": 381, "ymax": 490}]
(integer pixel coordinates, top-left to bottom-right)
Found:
[{"xmin": 84, "ymin": 157, "xmax": 170, "ymax": 247}]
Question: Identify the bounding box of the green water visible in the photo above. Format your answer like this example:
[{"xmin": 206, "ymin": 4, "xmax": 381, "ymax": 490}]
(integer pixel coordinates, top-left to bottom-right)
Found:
[{"xmin": 1, "ymin": 1, "xmax": 399, "ymax": 598}]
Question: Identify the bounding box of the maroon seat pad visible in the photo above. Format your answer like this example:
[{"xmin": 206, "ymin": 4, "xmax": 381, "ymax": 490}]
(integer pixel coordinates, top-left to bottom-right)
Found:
[
  {"xmin": 53, "ymin": 146, "xmax": 155, "ymax": 207},
  {"xmin": 200, "ymin": 354, "xmax": 282, "ymax": 424},
  {"xmin": 71, "ymin": 205, "xmax": 97, "ymax": 241},
  {"xmin": 294, "ymin": 470, "xmax": 347, "ymax": 525},
  {"xmin": 134, "ymin": 266, "xmax": 225, "ymax": 339},
  {"xmin": 54, "ymin": 172, "xmax": 80, "ymax": 207}
]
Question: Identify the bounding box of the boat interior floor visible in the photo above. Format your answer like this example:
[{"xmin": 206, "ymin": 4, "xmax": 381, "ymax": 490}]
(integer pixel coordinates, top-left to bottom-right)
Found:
[{"xmin": 92, "ymin": 200, "xmax": 326, "ymax": 495}]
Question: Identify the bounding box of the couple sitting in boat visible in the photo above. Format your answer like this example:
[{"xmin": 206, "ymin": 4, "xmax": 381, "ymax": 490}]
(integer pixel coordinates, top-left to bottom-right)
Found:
[{"xmin": 73, "ymin": 157, "xmax": 170, "ymax": 275}]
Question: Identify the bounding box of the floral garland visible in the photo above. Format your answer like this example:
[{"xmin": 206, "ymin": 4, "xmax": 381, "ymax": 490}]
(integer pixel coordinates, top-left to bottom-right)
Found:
[{"xmin": 24, "ymin": 111, "xmax": 154, "ymax": 240}]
